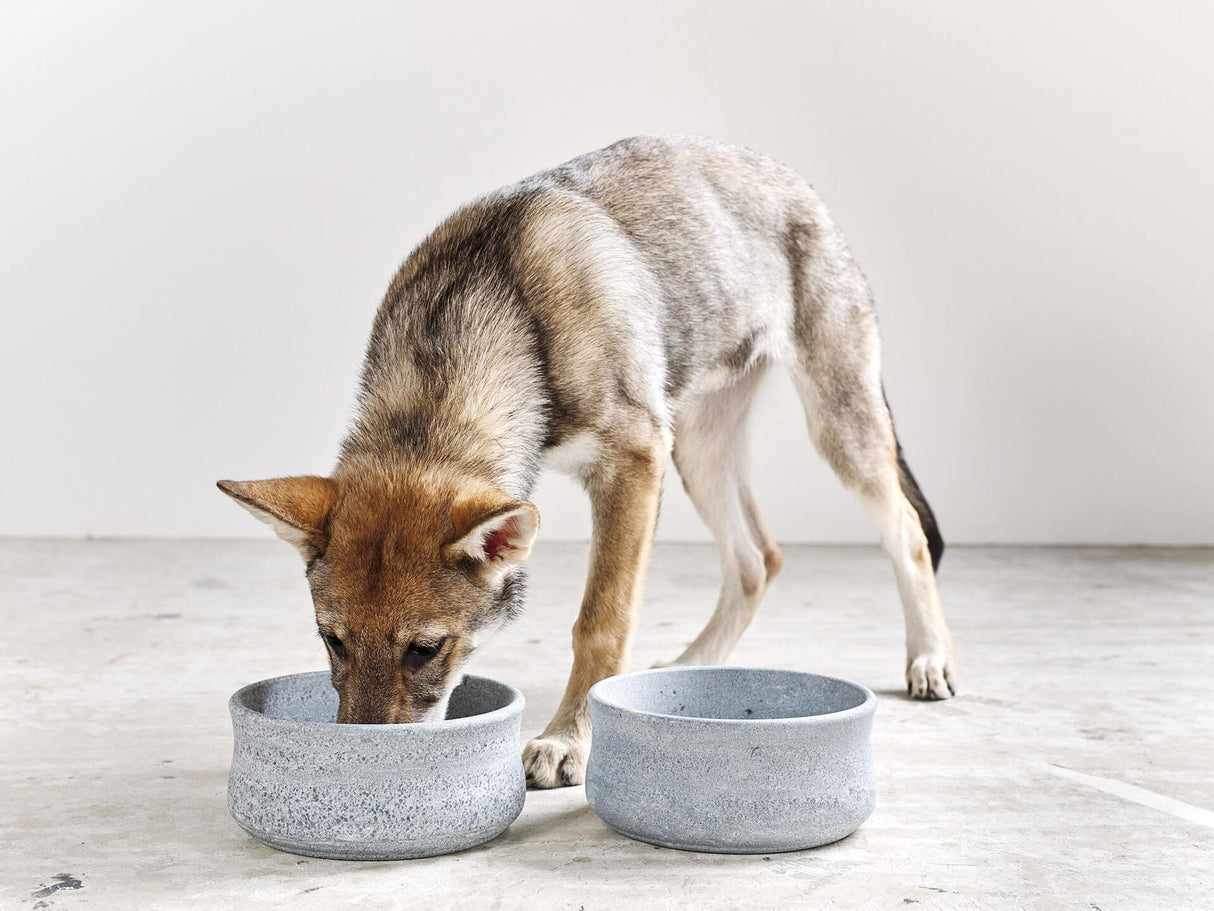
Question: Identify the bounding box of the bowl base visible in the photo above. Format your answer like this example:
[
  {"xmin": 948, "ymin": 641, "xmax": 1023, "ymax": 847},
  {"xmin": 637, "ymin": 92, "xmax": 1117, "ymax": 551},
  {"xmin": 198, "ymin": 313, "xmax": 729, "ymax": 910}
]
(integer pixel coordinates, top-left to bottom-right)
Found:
[
  {"xmin": 234, "ymin": 819, "xmax": 514, "ymax": 861},
  {"xmin": 597, "ymin": 819, "xmax": 863, "ymax": 855}
]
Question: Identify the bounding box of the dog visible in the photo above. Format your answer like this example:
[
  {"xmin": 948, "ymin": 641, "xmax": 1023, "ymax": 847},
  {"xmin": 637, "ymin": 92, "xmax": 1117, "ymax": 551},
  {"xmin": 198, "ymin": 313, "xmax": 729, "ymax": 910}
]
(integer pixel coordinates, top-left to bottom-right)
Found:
[{"xmin": 218, "ymin": 135, "xmax": 956, "ymax": 789}]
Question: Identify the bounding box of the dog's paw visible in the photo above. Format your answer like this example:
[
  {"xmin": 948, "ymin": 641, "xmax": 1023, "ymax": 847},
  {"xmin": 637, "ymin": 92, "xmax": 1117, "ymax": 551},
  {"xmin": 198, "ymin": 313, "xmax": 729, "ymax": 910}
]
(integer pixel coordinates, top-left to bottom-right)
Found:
[
  {"xmin": 906, "ymin": 652, "xmax": 956, "ymax": 700},
  {"xmin": 523, "ymin": 735, "xmax": 587, "ymax": 789}
]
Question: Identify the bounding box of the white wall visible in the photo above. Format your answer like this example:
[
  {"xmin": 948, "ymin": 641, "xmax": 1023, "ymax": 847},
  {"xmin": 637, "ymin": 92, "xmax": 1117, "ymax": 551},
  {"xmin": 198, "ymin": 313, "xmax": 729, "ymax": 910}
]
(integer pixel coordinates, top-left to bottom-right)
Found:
[{"xmin": 2, "ymin": 1, "xmax": 1211, "ymax": 544}]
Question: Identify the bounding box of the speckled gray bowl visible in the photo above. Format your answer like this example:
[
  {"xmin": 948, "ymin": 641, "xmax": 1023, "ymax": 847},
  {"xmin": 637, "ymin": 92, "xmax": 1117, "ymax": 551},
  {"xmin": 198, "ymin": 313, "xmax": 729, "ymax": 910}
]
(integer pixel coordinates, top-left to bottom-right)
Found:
[
  {"xmin": 586, "ymin": 666, "xmax": 876, "ymax": 854},
  {"xmin": 228, "ymin": 671, "xmax": 525, "ymax": 860}
]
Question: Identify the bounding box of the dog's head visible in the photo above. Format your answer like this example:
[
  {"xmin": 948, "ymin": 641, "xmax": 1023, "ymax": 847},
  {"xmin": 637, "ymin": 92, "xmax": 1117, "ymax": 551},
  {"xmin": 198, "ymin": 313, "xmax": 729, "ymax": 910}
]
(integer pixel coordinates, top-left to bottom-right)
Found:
[{"xmin": 217, "ymin": 473, "xmax": 538, "ymax": 723}]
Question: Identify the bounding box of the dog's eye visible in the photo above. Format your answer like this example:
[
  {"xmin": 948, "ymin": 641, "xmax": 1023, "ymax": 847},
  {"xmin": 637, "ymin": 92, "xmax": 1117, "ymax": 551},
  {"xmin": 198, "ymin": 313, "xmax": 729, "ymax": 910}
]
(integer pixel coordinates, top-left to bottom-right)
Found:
[
  {"xmin": 320, "ymin": 631, "xmax": 347, "ymax": 661},
  {"xmin": 403, "ymin": 638, "xmax": 446, "ymax": 673}
]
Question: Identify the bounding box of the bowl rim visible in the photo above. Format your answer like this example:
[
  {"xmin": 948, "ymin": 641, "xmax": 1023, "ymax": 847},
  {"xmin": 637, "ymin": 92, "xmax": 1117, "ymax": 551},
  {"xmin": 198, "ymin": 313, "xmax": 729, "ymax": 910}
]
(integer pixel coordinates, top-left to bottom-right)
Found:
[
  {"xmin": 588, "ymin": 665, "xmax": 876, "ymax": 726},
  {"xmin": 229, "ymin": 670, "xmax": 524, "ymax": 733}
]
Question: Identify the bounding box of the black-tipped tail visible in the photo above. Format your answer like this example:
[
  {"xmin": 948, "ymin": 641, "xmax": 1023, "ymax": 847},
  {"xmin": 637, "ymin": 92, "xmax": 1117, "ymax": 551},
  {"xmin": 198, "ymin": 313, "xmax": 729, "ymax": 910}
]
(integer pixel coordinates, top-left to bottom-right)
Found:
[{"xmin": 895, "ymin": 440, "xmax": 944, "ymax": 572}]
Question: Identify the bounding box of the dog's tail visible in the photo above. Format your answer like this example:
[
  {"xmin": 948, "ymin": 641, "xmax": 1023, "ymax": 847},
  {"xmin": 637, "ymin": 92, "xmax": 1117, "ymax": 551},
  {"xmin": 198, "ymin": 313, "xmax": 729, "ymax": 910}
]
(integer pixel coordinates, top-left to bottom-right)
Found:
[
  {"xmin": 883, "ymin": 389, "xmax": 944, "ymax": 572},
  {"xmin": 896, "ymin": 440, "xmax": 944, "ymax": 572}
]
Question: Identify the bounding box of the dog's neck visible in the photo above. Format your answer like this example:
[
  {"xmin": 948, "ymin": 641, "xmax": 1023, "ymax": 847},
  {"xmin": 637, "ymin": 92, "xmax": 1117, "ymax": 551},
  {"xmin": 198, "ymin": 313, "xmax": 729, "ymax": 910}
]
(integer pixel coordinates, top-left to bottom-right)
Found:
[
  {"xmin": 336, "ymin": 395, "xmax": 545, "ymax": 500},
  {"xmin": 336, "ymin": 228, "xmax": 556, "ymax": 497}
]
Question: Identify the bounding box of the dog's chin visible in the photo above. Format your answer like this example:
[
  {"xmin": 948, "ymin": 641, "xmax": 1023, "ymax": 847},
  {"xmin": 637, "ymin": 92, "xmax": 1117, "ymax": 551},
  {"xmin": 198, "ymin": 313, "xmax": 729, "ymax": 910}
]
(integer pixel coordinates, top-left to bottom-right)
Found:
[
  {"xmin": 417, "ymin": 703, "xmax": 449, "ymax": 723},
  {"xmin": 418, "ymin": 670, "xmax": 468, "ymax": 723}
]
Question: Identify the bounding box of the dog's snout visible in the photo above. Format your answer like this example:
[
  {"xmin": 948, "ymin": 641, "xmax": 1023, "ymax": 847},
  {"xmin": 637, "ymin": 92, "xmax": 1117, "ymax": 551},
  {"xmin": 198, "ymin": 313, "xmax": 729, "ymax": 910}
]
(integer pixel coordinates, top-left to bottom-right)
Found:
[
  {"xmin": 336, "ymin": 699, "xmax": 410, "ymax": 725},
  {"xmin": 335, "ymin": 683, "xmax": 409, "ymax": 725}
]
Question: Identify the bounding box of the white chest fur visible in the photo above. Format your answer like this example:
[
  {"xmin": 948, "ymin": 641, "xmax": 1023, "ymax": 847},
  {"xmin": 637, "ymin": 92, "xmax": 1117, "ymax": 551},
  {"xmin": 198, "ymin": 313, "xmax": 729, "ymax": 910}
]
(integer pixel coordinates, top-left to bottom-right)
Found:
[{"xmin": 543, "ymin": 432, "xmax": 600, "ymax": 480}]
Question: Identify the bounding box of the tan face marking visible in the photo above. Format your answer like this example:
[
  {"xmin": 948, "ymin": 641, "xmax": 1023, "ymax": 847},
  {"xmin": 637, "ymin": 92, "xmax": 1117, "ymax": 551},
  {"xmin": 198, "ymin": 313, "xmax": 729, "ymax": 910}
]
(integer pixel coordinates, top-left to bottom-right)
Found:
[{"xmin": 295, "ymin": 474, "xmax": 535, "ymax": 724}]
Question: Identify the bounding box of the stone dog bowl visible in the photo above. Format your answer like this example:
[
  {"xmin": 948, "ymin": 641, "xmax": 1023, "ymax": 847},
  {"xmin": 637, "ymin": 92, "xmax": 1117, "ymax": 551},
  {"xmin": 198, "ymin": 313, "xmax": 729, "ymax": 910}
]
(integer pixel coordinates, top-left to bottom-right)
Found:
[
  {"xmin": 228, "ymin": 671, "xmax": 525, "ymax": 860},
  {"xmin": 586, "ymin": 667, "xmax": 876, "ymax": 854}
]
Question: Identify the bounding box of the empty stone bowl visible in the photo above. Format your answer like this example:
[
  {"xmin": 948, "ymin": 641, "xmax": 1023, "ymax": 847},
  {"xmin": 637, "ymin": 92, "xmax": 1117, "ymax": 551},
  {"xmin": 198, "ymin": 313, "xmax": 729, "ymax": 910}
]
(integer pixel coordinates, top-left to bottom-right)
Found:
[
  {"xmin": 586, "ymin": 666, "xmax": 876, "ymax": 854},
  {"xmin": 228, "ymin": 671, "xmax": 525, "ymax": 860}
]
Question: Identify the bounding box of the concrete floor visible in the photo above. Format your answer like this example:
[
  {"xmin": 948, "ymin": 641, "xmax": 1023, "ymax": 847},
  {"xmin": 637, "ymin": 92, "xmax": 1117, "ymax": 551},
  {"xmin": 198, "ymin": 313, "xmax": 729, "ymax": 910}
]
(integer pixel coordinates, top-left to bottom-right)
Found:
[{"xmin": 2, "ymin": 540, "xmax": 1212, "ymax": 910}]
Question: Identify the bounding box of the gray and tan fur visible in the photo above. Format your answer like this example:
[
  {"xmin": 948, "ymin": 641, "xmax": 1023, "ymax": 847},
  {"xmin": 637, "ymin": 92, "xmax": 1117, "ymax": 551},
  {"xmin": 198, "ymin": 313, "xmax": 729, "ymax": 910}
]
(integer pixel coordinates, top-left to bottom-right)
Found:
[{"xmin": 219, "ymin": 135, "xmax": 956, "ymax": 789}]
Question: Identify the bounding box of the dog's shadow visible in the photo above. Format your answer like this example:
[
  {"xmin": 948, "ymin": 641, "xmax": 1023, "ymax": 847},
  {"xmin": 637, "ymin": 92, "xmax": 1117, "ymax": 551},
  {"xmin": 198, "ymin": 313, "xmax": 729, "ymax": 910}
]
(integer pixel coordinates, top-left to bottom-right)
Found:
[
  {"xmin": 459, "ymin": 795, "xmax": 602, "ymax": 863},
  {"xmin": 509, "ymin": 800, "xmax": 596, "ymax": 839},
  {"xmin": 872, "ymin": 687, "xmax": 992, "ymax": 710},
  {"xmin": 872, "ymin": 686, "xmax": 918, "ymax": 701}
]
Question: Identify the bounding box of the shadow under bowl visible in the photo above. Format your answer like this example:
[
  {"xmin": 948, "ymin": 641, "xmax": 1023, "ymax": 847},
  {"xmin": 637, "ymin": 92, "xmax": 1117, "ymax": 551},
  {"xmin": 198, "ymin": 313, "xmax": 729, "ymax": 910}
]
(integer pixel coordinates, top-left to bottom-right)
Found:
[
  {"xmin": 586, "ymin": 666, "xmax": 876, "ymax": 854},
  {"xmin": 228, "ymin": 671, "xmax": 525, "ymax": 860}
]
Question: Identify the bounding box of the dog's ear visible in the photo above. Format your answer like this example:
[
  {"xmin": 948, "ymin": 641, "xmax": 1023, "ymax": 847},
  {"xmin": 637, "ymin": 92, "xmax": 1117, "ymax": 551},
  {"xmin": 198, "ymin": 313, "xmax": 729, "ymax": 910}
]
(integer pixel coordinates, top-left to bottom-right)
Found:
[
  {"xmin": 443, "ymin": 492, "xmax": 539, "ymax": 582},
  {"xmin": 216, "ymin": 476, "xmax": 338, "ymax": 560}
]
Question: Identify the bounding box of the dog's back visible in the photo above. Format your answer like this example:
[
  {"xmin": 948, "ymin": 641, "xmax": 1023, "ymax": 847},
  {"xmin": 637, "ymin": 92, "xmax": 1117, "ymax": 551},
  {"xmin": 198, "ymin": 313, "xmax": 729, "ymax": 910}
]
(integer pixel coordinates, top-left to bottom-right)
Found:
[{"xmin": 343, "ymin": 136, "xmax": 858, "ymax": 492}]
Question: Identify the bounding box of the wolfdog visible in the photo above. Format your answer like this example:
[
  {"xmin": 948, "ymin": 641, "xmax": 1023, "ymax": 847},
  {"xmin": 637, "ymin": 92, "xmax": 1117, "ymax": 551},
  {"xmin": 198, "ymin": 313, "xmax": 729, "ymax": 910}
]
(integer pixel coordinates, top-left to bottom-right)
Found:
[{"xmin": 219, "ymin": 136, "xmax": 956, "ymax": 788}]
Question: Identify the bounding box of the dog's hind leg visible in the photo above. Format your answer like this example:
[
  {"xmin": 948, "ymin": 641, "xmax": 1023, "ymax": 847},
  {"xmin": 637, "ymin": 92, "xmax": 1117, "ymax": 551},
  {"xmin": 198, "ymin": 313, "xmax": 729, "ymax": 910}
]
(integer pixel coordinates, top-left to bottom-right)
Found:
[
  {"xmin": 659, "ymin": 367, "xmax": 783, "ymax": 667},
  {"xmin": 786, "ymin": 219, "xmax": 956, "ymax": 699}
]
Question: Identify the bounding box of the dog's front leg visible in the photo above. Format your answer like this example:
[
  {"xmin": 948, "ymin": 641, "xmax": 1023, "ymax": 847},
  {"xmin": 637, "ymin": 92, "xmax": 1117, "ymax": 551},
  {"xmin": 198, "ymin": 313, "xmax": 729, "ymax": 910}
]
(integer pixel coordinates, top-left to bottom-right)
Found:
[{"xmin": 523, "ymin": 431, "xmax": 669, "ymax": 788}]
